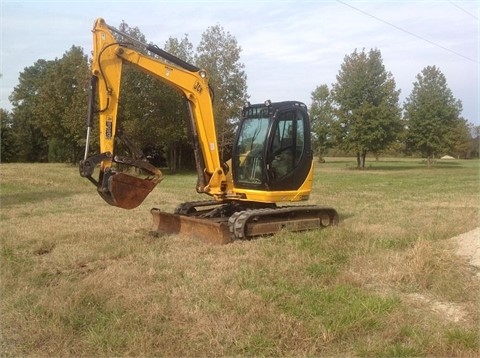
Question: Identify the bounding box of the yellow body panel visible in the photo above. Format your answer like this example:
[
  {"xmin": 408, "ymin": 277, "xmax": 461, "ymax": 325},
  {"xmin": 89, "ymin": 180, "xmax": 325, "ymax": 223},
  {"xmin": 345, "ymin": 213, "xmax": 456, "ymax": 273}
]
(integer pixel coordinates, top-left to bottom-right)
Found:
[
  {"xmin": 91, "ymin": 19, "xmax": 123, "ymax": 171},
  {"xmin": 233, "ymin": 162, "xmax": 314, "ymax": 203}
]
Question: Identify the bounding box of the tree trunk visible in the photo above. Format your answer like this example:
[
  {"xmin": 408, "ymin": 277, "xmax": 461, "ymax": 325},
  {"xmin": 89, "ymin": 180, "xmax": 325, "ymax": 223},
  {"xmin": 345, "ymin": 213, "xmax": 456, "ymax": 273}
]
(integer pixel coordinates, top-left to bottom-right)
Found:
[
  {"xmin": 424, "ymin": 151, "xmax": 438, "ymax": 166},
  {"xmin": 178, "ymin": 146, "xmax": 182, "ymax": 171},
  {"xmin": 169, "ymin": 144, "xmax": 178, "ymax": 173},
  {"xmin": 356, "ymin": 150, "xmax": 367, "ymax": 169}
]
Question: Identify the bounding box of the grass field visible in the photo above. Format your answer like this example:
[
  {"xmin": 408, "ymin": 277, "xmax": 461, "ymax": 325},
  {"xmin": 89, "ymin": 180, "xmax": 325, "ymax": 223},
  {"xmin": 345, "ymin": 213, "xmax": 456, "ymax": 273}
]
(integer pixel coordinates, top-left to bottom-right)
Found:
[{"xmin": 1, "ymin": 158, "xmax": 479, "ymax": 357}]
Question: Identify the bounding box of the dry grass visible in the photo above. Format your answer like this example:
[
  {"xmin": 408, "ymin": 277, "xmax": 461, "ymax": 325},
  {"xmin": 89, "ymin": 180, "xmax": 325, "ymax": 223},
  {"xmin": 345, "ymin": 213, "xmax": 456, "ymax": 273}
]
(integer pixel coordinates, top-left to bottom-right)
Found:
[{"xmin": 1, "ymin": 159, "xmax": 479, "ymax": 357}]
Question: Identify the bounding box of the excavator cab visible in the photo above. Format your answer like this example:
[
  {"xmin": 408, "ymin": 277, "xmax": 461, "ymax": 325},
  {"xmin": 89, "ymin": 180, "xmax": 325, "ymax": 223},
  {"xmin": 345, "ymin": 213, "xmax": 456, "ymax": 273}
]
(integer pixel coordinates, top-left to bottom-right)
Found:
[{"xmin": 233, "ymin": 101, "xmax": 313, "ymax": 192}]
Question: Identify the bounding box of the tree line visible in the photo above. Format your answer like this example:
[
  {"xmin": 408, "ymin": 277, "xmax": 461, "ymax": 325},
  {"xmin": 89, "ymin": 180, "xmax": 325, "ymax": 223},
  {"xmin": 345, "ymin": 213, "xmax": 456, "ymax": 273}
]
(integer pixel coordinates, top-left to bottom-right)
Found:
[
  {"xmin": 310, "ymin": 49, "xmax": 478, "ymax": 167},
  {"xmin": 1, "ymin": 22, "xmax": 478, "ymax": 169}
]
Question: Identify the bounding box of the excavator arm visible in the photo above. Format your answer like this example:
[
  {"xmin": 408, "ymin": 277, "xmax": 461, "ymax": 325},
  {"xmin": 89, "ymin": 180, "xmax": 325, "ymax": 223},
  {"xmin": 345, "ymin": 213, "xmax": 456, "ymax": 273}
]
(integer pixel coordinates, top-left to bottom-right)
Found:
[{"xmin": 80, "ymin": 18, "xmax": 229, "ymax": 209}]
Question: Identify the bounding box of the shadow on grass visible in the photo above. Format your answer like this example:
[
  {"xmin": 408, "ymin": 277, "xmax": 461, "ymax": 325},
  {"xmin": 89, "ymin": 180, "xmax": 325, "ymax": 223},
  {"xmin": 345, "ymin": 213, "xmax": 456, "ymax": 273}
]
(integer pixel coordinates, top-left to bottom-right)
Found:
[
  {"xmin": 323, "ymin": 159, "xmax": 464, "ymax": 171},
  {"xmin": 338, "ymin": 212, "xmax": 355, "ymax": 222},
  {"xmin": 0, "ymin": 190, "xmax": 81, "ymax": 208},
  {"xmin": 367, "ymin": 161, "xmax": 463, "ymax": 171}
]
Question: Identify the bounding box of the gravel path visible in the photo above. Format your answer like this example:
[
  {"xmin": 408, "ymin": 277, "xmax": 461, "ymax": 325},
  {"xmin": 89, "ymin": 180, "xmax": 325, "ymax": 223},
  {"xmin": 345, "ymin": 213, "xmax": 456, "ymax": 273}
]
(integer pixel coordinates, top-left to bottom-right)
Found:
[
  {"xmin": 412, "ymin": 227, "xmax": 480, "ymax": 323},
  {"xmin": 451, "ymin": 227, "xmax": 480, "ymax": 271}
]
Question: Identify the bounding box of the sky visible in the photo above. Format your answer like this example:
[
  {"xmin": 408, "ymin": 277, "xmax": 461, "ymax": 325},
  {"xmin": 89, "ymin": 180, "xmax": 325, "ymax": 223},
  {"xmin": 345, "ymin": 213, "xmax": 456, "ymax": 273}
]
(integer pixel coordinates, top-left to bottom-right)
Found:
[{"xmin": 1, "ymin": 0, "xmax": 479, "ymax": 124}]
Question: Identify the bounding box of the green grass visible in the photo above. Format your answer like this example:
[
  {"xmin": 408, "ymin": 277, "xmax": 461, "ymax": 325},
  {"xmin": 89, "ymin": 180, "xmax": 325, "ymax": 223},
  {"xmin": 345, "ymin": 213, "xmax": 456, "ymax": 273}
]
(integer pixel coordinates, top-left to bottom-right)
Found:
[{"xmin": 1, "ymin": 158, "xmax": 479, "ymax": 357}]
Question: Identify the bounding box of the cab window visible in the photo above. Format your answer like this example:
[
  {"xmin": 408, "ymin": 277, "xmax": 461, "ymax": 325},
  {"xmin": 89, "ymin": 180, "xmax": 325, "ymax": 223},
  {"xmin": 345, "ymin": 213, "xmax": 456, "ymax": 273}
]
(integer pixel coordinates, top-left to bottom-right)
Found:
[
  {"xmin": 267, "ymin": 110, "xmax": 306, "ymax": 181},
  {"xmin": 235, "ymin": 117, "xmax": 269, "ymax": 185}
]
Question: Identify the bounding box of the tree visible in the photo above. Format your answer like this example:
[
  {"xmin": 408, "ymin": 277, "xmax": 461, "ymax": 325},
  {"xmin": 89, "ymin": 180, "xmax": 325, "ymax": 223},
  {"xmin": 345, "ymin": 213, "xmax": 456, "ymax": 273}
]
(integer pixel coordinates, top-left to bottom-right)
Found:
[
  {"xmin": 0, "ymin": 109, "xmax": 17, "ymax": 162},
  {"xmin": 115, "ymin": 21, "xmax": 161, "ymax": 158},
  {"xmin": 8, "ymin": 59, "xmax": 52, "ymax": 162},
  {"xmin": 331, "ymin": 48, "xmax": 402, "ymax": 168},
  {"xmin": 404, "ymin": 66, "xmax": 463, "ymax": 164},
  {"xmin": 115, "ymin": 22, "xmax": 194, "ymax": 171},
  {"xmin": 0, "ymin": 74, "xmax": 18, "ymax": 161},
  {"xmin": 34, "ymin": 46, "xmax": 90, "ymax": 163},
  {"xmin": 117, "ymin": 22, "xmax": 248, "ymax": 168},
  {"xmin": 161, "ymin": 35, "xmax": 197, "ymax": 171},
  {"xmin": 195, "ymin": 24, "xmax": 249, "ymax": 161},
  {"xmin": 450, "ymin": 118, "xmax": 473, "ymax": 158},
  {"xmin": 472, "ymin": 126, "xmax": 480, "ymax": 159},
  {"xmin": 309, "ymin": 84, "xmax": 337, "ymax": 161},
  {"xmin": 8, "ymin": 47, "xmax": 89, "ymax": 163}
]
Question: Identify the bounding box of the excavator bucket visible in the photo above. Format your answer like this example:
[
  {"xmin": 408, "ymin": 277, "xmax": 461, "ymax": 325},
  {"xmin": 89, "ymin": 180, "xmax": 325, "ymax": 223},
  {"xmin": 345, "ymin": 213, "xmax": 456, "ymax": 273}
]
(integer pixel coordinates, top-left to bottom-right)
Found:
[
  {"xmin": 108, "ymin": 173, "xmax": 159, "ymax": 209},
  {"xmin": 98, "ymin": 154, "xmax": 164, "ymax": 209},
  {"xmin": 97, "ymin": 171, "xmax": 162, "ymax": 209}
]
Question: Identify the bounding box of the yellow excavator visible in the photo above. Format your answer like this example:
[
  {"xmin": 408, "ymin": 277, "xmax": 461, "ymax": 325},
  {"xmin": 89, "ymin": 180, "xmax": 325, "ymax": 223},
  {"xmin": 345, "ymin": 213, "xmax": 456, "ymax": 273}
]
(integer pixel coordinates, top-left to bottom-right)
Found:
[{"xmin": 79, "ymin": 18, "xmax": 338, "ymax": 244}]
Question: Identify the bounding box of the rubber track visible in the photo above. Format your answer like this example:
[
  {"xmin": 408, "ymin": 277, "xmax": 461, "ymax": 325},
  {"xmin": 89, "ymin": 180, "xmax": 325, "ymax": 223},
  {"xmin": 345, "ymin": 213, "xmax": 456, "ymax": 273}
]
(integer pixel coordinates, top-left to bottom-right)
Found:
[
  {"xmin": 228, "ymin": 206, "xmax": 339, "ymax": 240},
  {"xmin": 174, "ymin": 201, "xmax": 338, "ymax": 241}
]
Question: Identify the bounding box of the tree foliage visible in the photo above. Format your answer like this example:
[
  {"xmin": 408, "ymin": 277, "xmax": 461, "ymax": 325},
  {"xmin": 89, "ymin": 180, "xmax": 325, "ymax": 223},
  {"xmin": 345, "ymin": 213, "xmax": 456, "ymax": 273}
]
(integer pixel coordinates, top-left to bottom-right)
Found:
[
  {"xmin": 1, "ymin": 109, "xmax": 17, "ymax": 162},
  {"xmin": 331, "ymin": 48, "xmax": 402, "ymax": 167},
  {"xmin": 8, "ymin": 59, "xmax": 52, "ymax": 162},
  {"xmin": 37, "ymin": 46, "xmax": 90, "ymax": 162},
  {"xmin": 106, "ymin": 23, "xmax": 249, "ymax": 170},
  {"xmin": 404, "ymin": 66, "xmax": 463, "ymax": 162},
  {"xmin": 195, "ymin": 24, "xmax": 248, "ymax": 160},
  {"xmin": 3, "ymin": 23, "xmax": 475, "ymax": 167},
  {"xmin": 112, "ymin": 22, "xmax": 195, "ymax": 171},
  {"xmin": 7, "ymin": 47, "xmax": 89, "ymax": 163},
  {"xmin": 310, "ymin": 84, "xmax": 337, "ymax": 161},
  {"xmin": 161, "ymin": 35, "xmax": 197, "ymax": 170},
  {"xmin": 111, "ymin": 22, "xmax": 248, "ymax": 169}
]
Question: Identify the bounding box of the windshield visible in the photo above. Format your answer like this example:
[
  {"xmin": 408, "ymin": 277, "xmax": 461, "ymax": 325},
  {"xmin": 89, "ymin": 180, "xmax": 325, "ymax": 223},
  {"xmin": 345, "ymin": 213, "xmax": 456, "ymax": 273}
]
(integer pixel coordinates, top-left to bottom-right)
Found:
[{"xmin": 234, "ymin": 117, "xmax": 270, "ymax": 185}]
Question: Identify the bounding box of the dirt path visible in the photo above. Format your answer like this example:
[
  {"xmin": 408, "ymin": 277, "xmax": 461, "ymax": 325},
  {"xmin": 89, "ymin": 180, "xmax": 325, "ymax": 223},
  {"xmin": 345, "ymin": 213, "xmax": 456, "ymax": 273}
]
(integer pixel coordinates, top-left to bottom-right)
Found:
[
  {"xmin": 450, "ymin": 227, "xmax": 480, "ymax": 272},
  {"xmin": 408, "ymin": 227, "xmax": 480, "ymax": 324}
]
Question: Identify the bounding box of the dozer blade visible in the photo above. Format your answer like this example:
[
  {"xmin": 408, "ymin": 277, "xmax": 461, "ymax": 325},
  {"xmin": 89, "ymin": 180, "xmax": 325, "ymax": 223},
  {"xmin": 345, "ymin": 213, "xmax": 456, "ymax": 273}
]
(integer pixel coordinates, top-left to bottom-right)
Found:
[
  {"xmin": 150, "ymin": 208, "xmax": 233, "ymax": 244},
  {"xmin": 105, "ymin": 173, "xmax": 159, "ymax": 209}
]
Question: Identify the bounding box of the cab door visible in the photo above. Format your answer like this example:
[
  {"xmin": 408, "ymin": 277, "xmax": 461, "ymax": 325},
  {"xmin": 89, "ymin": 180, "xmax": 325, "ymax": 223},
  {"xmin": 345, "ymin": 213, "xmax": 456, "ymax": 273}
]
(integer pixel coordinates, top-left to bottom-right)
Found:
[{"xmin": 266, "ymin": 107, "xmax": 312, "ymax": 191}]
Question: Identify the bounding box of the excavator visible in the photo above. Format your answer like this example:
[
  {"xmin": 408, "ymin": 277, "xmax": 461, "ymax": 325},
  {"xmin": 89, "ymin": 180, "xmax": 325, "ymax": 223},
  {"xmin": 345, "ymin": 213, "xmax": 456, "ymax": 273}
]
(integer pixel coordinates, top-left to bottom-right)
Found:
[{"xmin": 79, "ymin": 18, "xmax": 338, "ymax": 244}]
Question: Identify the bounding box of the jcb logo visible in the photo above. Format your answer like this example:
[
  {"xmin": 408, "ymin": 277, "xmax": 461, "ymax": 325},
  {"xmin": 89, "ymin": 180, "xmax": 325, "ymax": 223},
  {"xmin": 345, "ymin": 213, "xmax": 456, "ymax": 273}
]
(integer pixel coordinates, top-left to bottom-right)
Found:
[{"xmin": 193, "ymin": 81, "xmax": 203, "ymax": 94}]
